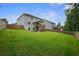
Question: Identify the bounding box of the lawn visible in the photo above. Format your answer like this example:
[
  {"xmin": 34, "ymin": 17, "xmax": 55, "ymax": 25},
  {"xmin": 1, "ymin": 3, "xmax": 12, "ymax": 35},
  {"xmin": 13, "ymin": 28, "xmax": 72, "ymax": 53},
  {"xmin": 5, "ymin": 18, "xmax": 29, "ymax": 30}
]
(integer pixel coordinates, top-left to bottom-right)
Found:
[{"xmin": 0, "ymin": 29, "xmax": 79, "ymax": 56}]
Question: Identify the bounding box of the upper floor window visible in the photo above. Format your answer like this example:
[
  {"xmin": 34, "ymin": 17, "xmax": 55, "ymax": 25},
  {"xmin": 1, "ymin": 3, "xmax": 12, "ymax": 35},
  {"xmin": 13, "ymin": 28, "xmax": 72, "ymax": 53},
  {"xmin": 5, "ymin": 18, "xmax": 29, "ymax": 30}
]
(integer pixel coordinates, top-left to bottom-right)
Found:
[
  {"xmin": 27, "ymin": 22, "xmax": 30, "ymax": 24},
  {"xmin": 31, "ymin": 17, "xmax": 33, "ymax": 20}
]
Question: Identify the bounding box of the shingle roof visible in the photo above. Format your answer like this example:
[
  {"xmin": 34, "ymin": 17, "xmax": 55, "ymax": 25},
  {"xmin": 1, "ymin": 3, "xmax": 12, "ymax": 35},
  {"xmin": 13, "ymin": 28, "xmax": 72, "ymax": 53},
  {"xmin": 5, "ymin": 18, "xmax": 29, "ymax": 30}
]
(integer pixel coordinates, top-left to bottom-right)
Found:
[{"xmin": 17, "ymin": 13, "xmax": 55, "ymax": 24}]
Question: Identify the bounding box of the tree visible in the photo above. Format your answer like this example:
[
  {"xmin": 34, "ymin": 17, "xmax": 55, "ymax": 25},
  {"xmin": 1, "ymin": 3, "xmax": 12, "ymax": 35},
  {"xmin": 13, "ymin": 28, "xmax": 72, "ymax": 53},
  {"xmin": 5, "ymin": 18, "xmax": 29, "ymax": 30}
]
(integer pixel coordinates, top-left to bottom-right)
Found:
[
  {"xmin": 64, "ymin": 3, "xmax": 79, "ymax": 31},
  {"xmin": 57, "ymin": 22, "xmax": 61, "ymax": 29}
]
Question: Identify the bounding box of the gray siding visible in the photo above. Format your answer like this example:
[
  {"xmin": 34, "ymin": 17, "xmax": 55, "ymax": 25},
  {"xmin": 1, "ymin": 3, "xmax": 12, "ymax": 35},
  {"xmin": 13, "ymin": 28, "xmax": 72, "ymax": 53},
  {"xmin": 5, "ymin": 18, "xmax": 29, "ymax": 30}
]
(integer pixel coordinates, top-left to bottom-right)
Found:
[{"xmin": 0, "ymin": 20, "xmax": 6, "ymax": 29}]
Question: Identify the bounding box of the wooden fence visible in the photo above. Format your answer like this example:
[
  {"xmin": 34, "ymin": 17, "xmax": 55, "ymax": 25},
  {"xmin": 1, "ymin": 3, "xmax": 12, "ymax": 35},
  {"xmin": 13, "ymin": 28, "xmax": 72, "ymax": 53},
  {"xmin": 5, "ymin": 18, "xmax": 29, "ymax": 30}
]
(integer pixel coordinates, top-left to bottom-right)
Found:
[
  {"xmin": 7, "ymin": 24, "xmax": 24, "ymax": 30},
  {"xmin": 74, "ymin": 32, "xmax": 79, "ymax": 39}
]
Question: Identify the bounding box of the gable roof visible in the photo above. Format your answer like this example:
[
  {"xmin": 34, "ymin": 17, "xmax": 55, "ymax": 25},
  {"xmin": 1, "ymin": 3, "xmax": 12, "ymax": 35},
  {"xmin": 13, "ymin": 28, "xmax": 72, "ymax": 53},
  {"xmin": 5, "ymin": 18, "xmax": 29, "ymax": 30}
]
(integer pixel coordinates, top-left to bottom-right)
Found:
[
  {"xmin": 17, "ymin": 13, "xmax": 55, "ymax": 25},
  {"xmin": 0, "ymin": 19, "xmax": 8, "ymax": 23}
]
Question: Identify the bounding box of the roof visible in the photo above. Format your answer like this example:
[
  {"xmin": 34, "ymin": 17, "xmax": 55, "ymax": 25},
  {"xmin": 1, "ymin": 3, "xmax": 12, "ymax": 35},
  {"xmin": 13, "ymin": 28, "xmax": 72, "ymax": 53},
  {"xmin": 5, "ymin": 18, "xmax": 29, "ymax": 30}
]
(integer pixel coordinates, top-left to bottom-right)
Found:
[
  {"xmin": 0, "ymin": 19, "xmax": 8, "ymax": 23},
  {"xmin": 17, "ymin": 13, "xmax": 55, "ymax": 24},
  {"xmin": 0, "ymin": 19, "xmax": 6, "ymax": 22}
]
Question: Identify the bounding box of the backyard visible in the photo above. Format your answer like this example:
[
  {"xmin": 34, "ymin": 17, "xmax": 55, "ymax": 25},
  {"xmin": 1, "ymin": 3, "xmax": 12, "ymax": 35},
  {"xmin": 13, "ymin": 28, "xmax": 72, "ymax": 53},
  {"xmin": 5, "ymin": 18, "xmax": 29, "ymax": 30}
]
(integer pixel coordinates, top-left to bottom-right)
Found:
[{"xmin": 0, "ymin": 29, "xmax": 79, "ymax": 56}]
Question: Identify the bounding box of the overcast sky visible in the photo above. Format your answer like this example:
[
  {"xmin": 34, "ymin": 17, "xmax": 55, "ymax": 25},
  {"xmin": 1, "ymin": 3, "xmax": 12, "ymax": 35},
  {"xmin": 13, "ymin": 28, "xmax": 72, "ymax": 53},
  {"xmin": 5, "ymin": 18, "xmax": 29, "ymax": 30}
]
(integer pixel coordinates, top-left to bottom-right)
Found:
[{"xmin": 0, "ymin": 3, "xmax": 67, "ymax": 25}]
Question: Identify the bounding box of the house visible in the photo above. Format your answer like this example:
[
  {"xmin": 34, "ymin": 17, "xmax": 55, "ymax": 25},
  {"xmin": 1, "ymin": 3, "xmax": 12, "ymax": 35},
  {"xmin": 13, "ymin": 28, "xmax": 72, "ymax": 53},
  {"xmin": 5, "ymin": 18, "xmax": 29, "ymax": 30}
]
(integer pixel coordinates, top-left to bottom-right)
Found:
[
  {"xmin": 17, "ymin": 13, "xmax": 55, "ymax": 31},
  {"xmin": 0, "ymin": 19, "xmax": 7, "ymax": 29}
]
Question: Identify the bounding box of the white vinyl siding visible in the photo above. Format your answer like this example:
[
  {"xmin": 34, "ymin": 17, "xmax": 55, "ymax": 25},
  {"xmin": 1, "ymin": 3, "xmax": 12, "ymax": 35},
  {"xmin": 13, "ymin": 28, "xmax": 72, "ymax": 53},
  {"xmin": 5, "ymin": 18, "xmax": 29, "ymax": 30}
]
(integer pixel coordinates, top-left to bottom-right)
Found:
[{"xmin": 17, "ymin": 14, "xmax": 55, "ymax": 31}]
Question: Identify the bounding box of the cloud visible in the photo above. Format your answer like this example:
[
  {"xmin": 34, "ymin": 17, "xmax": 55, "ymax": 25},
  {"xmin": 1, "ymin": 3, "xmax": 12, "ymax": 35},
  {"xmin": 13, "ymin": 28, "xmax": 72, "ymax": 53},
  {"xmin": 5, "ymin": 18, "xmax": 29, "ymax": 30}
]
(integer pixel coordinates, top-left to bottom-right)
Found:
[
  {"xmin": 40, "ymin": 10, "xmax": 56, "ymax": 20},
  {"xmin": 48, "ymin": 3, "xmax": 54, "ymax": 6},
  {"xmin": 4, "ymin": 14, "xmax": 20, "ymax": 24},
  {"xmin": 32, "ymin": 9, "xmax": 60, "ymax": 24},
  {"xmin": 64, "ymin": 4, "xmax": 74, "ymax": 10},
  {"xmin": 64, "ymin": 5, "xmax": 70, "ymax": 10},
  {"xmin": 33, "ymin": 9, "xmax": 56, "ymax": 19},
  {"xmin": 48, "ymin": 3, "xmax": 64, "ymax": 6},
  {"xmin": 32, "ymin": 7, "xmax": 66, "ymax": 25}
]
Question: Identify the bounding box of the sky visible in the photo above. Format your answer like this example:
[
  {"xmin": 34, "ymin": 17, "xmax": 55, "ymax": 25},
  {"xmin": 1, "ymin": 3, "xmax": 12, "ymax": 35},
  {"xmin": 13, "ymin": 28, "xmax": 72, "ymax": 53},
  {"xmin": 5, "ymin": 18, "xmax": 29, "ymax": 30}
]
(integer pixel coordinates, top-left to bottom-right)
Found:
[{"xmin": 0, "ymin": 3, "xmax": 67, "ymax": 25}]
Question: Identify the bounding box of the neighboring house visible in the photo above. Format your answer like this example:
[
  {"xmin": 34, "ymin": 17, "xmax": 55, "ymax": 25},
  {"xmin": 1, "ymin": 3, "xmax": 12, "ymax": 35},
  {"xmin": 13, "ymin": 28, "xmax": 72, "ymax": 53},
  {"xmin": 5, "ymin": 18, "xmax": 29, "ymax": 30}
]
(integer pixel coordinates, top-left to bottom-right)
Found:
[
  {"xmin": 17, "ymin": 13, "xmax": 55, "ymax": 31},
  {"xmin": 0, "ymin": 19, "xmax": 7, "ymax": 29}
]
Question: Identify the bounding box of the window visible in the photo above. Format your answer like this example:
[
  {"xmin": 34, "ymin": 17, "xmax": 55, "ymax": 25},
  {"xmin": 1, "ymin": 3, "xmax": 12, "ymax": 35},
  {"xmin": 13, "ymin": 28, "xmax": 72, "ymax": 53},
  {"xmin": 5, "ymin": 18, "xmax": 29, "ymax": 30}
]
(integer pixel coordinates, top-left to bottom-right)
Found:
[
  {"xmin": 33, "ymin": 28, "xmax": 35, "ymax": 30},
  {"xmin": 28, "ymin": 27, "xmax": 30, "ymax": 30},
  {"xmin": 27, "ymin": 22, "xmax": 30, "ymax": 24},
  {"xmin": 31, "ymin": 17, "xmax": 33, "ymax": 20}
]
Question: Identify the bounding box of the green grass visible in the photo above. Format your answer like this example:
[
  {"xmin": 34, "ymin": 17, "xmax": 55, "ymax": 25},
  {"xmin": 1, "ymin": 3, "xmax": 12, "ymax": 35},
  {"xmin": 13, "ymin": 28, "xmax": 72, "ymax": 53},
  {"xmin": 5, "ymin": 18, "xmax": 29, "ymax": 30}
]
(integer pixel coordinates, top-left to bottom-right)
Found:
[{"xmin": 0, "ymin": 29, "xmax": 79, "ymax": 56}]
